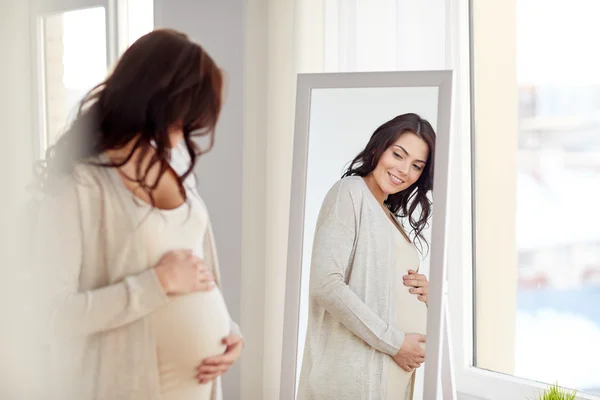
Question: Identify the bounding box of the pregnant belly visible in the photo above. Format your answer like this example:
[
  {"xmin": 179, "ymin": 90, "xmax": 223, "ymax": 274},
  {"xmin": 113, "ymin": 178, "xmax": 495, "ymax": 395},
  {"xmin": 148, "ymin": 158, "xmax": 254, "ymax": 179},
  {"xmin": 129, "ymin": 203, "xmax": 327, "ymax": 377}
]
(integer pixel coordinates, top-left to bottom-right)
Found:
[
  {"xmin": 396, "ymin": 287, "xmax": 428, "ymax": 336},
  {"xmin": 386, "ymin": 290, "xmax": 428, "ymax": 398},
  {"xmin": 153, "ymin": 288, "xmax": 231, "ymax": 394}
]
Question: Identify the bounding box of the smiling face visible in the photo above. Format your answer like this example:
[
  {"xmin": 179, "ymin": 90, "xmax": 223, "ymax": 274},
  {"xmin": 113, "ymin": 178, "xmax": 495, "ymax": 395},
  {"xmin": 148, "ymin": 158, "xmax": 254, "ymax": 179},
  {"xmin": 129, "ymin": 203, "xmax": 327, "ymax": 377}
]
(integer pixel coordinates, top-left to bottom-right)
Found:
[{"xmin": 364, "ymin": 131, "xmax": 430, "ymax": 204}]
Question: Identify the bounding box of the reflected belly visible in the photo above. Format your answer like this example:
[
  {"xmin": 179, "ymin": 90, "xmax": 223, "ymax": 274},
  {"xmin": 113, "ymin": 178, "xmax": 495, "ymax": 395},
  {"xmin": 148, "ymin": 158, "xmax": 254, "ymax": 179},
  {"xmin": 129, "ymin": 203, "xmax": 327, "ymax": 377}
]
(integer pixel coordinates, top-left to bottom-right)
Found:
[
  {"xmin": 395, "ymin": 289, "xmax": 428, "ymax": 337},
  {"xmin": 153, "ymin": 288, "xmax": 231, "ymax": 395},
  {"xmin": 386, "ymin": 288, "xmax": 428, "ymax": 398}
]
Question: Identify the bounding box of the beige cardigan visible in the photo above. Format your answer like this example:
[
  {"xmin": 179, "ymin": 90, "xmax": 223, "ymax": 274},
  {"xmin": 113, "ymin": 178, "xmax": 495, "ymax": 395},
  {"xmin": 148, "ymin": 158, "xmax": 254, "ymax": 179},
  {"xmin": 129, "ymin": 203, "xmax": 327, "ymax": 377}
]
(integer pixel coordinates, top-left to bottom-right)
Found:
[
  {"xmin": 297, "ymin": 176, "xmax": 409, "ymax": 399},
  {"xmin": 32, "ymin": 148, "xmax": 241, "ymax": 399}
]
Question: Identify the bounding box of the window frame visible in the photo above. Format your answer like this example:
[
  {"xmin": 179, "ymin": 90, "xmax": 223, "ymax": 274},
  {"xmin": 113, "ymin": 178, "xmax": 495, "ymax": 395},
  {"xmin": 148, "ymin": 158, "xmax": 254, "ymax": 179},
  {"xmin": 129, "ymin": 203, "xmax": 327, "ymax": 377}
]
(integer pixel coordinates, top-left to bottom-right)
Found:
[
  {"xmin": 449, "ymin": 0, "xmax": 600, "ymax": 399},
  {"xmin": 29, "ymin": 0, "xmax": 109, "ymax": 15},
  {"xmin": 28, "ymin": 0, "xmax": 126, "ymax": 160}
]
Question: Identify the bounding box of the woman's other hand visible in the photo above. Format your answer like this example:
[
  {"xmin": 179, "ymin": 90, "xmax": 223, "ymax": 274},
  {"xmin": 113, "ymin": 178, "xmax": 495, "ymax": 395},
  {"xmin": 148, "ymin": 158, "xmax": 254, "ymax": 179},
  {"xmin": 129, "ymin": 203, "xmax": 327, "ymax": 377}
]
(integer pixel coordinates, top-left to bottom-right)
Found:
[
  {"xmin": 154, "ymin": 249, "xmax": 215, "ymax": 295},
  {"xmin": 195, "ymin": 334, "xmax": 244, "ymax": 384},
  {"xmin": 392, "ymin": 333, "xmax": 426, "ymax": 372},
  {"xmin": 404, "ymin": 269, "xmax": 428, "ymax": 305}
]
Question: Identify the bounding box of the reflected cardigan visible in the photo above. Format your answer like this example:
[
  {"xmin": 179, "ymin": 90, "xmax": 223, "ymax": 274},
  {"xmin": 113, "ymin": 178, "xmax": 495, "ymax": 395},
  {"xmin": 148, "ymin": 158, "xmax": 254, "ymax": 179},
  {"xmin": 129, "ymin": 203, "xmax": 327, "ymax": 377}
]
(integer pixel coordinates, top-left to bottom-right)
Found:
[{"xmin": 297, "ymin": 176, "xmax": 407, "ymax": 400}]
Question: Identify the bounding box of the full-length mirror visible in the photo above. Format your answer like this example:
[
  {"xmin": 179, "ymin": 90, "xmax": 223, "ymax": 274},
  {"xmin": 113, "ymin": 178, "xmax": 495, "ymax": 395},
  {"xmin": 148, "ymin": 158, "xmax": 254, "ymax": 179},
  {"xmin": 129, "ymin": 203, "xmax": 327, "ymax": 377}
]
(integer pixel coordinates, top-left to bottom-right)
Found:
[{"xmin": 280, "ymin": 71, "xmax": 453, "ymax": 399}]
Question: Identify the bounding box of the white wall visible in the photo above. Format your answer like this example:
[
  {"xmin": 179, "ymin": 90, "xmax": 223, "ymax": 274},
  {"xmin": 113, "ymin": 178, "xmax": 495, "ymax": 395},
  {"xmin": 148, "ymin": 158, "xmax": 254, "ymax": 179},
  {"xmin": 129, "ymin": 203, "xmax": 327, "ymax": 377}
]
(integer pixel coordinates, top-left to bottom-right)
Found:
[
  {"xmin": 0, "ymin": 0, "xmax": 33, "ymax": 171},
  {"xmin": 154, "ymin": 1, "xmax": 245, "ymax": 398},
  {"xmin": 0, "ymin": 0, "xmax": 34, "ymax": 257},
  {"xmin": 0, "ymin": 2, "xmax": 37, "ymax": 398},
  {"xmin": 471, "ymin": 0, "xmax": 518, "ymax": 376}
]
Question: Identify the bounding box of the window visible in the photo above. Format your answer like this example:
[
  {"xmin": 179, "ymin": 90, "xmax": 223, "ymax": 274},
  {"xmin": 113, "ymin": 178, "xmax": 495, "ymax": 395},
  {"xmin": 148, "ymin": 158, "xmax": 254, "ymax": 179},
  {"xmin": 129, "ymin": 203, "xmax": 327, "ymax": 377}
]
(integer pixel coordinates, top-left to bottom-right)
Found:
[
  {"xmin": 39, "ymin": 6, "xmax": 108, "ymax": 150},
  {"xmin": 454, "ymin": 0, "xmax": 600, "ymax": 398},
  {"xmin": 30, "ymin": 0, "xmax": 154, "ymax": 158}
]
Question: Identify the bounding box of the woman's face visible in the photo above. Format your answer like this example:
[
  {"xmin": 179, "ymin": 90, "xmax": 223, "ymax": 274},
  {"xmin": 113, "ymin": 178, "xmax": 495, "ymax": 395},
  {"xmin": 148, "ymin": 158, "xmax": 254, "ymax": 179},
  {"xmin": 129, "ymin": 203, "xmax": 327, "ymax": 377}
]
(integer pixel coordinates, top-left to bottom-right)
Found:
[{"xmin": 372, "ymin": 131, "xmax": 429, "ymax": 197}]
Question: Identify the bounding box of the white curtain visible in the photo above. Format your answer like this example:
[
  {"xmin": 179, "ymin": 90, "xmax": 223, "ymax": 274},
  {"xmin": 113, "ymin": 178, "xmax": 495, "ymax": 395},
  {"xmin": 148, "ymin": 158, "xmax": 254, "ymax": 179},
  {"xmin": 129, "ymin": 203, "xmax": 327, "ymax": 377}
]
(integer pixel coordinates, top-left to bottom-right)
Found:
[
  {"xmin": 325, "ymin": 0, "xmax": 447, "ymax": 72},
  {"xmin": 242, "ymin": 0, "xmax": 325, "ymax": 398},
  {"xmin": 263, "ymin": 1, "xmax": 324, "ymax": 398}
]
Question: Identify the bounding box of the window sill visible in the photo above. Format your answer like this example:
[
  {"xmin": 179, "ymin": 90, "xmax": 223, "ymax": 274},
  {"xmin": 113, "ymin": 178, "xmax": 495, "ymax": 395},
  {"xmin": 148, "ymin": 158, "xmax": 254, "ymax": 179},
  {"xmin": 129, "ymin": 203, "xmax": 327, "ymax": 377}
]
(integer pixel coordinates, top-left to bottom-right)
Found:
[{"xmin": 456, "ymin": 366, "xmax": 600, "ymax": 400}]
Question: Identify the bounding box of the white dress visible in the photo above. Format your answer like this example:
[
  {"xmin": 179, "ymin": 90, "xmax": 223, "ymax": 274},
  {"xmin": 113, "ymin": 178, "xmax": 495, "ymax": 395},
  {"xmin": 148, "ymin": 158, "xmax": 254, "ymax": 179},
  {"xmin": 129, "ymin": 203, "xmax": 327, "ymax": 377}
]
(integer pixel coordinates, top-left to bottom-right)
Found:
[
  {"xmin": 139, "ymin": 195, "xmax": 231, "ymax": 400},
  {"xmin": 385, "ymin": 226, "xmax": 428, "ymax": 400}
]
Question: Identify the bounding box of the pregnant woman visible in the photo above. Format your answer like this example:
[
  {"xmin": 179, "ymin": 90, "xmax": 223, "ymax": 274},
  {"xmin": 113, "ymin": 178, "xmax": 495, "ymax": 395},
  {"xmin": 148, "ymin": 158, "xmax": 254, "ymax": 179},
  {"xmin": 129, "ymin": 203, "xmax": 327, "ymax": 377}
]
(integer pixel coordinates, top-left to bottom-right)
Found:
[
  {"xmin": 298, "ymin": 113, "xmax": 434, "ymax": 399},
  {"xmin": 31, "ymin": 29, "xmax": 242, "ymax": 399}
]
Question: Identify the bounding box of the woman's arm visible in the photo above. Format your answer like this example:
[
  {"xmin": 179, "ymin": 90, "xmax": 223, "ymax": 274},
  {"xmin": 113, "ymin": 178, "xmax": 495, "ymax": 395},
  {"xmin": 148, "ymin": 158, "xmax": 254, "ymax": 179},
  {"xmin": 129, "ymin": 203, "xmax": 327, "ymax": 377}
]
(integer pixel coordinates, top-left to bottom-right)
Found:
[
  {"xmin": 36, "ymin": 180, "xmax": 170, "ymax": 341},
  {"xmin": 309, "ymin": 183, "xmax": 405, "ymax": 356}
]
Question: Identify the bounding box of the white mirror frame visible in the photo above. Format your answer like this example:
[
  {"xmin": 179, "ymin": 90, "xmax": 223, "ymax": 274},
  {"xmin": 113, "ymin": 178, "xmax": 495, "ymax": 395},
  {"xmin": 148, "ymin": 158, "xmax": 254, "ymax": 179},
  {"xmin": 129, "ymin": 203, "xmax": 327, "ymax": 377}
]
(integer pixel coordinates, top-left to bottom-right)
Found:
[{"xmin": 280, "ymin": 70, "xmax": 454, "ymax": 399}]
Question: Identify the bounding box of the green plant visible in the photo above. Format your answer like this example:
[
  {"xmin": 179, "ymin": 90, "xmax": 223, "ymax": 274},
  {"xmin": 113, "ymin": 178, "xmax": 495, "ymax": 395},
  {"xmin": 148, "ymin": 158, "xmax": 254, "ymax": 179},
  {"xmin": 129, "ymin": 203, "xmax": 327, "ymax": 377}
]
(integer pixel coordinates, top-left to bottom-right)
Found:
[{"xmin": 533, "ymin": 382, "xmax": 578, "ymax": 400}]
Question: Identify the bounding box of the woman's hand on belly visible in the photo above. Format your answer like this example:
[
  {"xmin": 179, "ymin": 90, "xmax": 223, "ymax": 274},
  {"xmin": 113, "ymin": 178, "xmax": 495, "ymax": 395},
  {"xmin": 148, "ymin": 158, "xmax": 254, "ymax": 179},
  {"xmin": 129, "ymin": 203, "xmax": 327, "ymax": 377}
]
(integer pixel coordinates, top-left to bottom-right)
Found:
[
  {"xmin": 195, "ymin": 333, "xmax": 244, "ymax": 384},
  {"xmin": 154, "ymin": 249, "xmax": 215, "ymax": 295},
  {"xmin": 403, "ymin": 269, "xmax": 429, "ymax": 305},
  {"xmin": 393, "ymin": 333, "xmax": 426, "ymax": 372}
]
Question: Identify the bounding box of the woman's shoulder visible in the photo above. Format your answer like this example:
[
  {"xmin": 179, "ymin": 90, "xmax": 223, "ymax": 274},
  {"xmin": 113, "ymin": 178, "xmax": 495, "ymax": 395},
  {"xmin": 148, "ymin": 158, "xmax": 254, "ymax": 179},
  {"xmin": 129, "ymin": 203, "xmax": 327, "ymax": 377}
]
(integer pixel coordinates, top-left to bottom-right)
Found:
[
  {"xmin": 328, "ymin": 175, "xmax": 368, "ymax": 199},
  {"xmin": 320, "ymin": 176, "xmax": 368, "ymax": 213},
  {"xmin": 315, "ymin": 176, "xmax": 368, "ymax": 230},
  {"xmin": 35, "ymin": 159, "xmax": 113, "ymax": 209},
  {"xmin": 71, "ymin": 159, "xmax": 112, "ymax": 193},
  {"xmin": 30, "ymin": 162, "xmax": 103, "ymax": 225}
]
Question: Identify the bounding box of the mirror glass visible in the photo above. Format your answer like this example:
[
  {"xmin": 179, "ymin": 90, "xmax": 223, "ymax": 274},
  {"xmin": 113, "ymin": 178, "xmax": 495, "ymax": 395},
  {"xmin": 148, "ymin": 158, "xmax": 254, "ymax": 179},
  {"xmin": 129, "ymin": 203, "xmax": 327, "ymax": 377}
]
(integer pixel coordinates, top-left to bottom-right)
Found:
[{"xmin": 295, "ymin": 85, "xmax": 440, "ymax": 398}]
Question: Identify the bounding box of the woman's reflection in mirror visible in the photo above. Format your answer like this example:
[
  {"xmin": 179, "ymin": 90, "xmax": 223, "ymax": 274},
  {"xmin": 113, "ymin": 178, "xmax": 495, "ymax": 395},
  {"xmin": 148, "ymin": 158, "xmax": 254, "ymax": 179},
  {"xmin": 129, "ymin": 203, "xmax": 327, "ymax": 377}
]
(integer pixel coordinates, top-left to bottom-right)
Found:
[{"xmin": 298, "ymin": 113, "xmax": 436, "ymax": 400}]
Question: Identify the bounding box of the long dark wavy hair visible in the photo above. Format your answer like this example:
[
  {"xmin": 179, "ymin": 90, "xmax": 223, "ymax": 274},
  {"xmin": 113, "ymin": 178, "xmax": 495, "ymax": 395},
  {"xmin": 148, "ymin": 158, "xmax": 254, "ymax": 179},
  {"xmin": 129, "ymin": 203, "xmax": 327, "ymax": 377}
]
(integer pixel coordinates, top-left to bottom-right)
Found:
[
  {"xmin": 342, "ymin": 113, "xmax": 436, "ymax": 254},
  {"xmin": 32, "ymin": 29, "xmax": 223, "ymax": 203}
]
